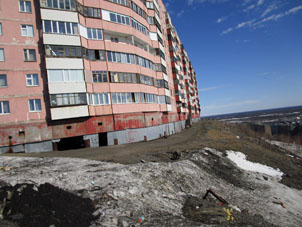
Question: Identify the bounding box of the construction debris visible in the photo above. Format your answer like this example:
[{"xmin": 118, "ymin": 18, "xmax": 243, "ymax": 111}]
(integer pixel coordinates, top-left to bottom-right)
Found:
[{"xmin": 203, "ymin": 188, "xmax": 229, "ymax": 204}]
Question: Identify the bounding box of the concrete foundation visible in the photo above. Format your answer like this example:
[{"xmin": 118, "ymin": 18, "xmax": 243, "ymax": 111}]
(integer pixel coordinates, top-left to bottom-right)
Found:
[
  {"xmin": 83, "ymin": 134, "xmax": 99, "ymax": 148},
  {"xmin": 107, "ymin": 120, "xmax": 187, "ymax": 146}
]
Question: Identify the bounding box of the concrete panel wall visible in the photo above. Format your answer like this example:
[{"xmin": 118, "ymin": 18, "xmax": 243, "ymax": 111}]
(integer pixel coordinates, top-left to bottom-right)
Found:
[
  {"xmin": 43, "ymin": 34, "xmax": 81, "ymax": 46},
  {"xmin": 0, "ymin": 144, "xmax": 25, "ymax": 154},
  {"xmin": 48, "ymin": 82, "xmax": 87, "ymax": 94},
  {"xmin": 108, "ymin": 128, "xmax": 146, "ymax": 146},
  {"xmin": 25, "ymin": 141, "xmax": 53, "ymax": 153},
  {"xmin": 46, "ymin": 58, "xmax": 84, "ymax": 69},
  {"xmin": 51, "ymin": 106, "xmax": 89, "ymax": 120},
  {"xmin": 174, "ymin": 121, "xmax": 183, "ymax": 134},
  {"xmin": 41, "ymin": 9, "xmax": 79, "ymax": 22},
  {"xmin": 83, "ymin": 134, "xmax": 99, "ymax": 148}
]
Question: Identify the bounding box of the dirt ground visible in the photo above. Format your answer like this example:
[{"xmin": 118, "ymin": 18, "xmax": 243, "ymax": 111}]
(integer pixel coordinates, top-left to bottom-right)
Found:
[
  {"xmin": 1, "ymin": 119, "xmax": 302, "ymax": 226},
  {"xmin": 5, "ymin": 119, "xmax": 302, "ymax": 190}
]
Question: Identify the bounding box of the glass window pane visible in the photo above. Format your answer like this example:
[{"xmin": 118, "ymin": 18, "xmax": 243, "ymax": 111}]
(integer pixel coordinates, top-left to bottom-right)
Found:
[
  {"xmin": 53, "ymin": 0, "xmax": 58, "ymax": 8},
  {"xmin": 48, "ymin": 70, "xmax": 63, "ymax": 81},
  {"xmin": 110, "ymin": 13, "xmax": 117, "ymax": 22},
  {"xmin": 104, "ymin": 94, "xmax": 109, "ymax": 104},
  {"xmin": 92, "ymin": 28, "xmax": 97, "ymax": 39},
  {"xmin": 66, "ymin": 22, "xmax": 71, "ymax": 34},
  {"xmin": 97, "ymin": 29, "xmax": 102, "ymax": 40},
  {"xmin": 59, "ymin": 22, "xmax": 65, "ymax": 34},
  {"xmin": 36, "ymin": 99, "xmax": 41, "ymax": 111},
  {"xmin": 44, "ymin": 21, "xmax": 52, "ymax": 33},
  {"xmin": 26, "ymin": 1, "xmax": 32, "ymax": 12},
  {"xmin": 87, "ymin": 28, "xmax": 92, "ymax": 39},
  {"xmin": 29, "ymin": 100, "xmax": 34, "ymax": 111}
]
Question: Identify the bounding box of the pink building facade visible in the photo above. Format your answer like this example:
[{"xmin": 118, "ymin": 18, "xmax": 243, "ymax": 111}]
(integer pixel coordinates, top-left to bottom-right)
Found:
[{"xmin": 0, "ymin": 0, "xmax": 200, "ymax": 153}]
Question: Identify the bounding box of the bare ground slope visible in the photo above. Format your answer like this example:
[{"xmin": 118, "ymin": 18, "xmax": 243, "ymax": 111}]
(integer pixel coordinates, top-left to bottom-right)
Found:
[{"xmin": 1, "ymin": 120, "xmax": 302, "ymax": 226}]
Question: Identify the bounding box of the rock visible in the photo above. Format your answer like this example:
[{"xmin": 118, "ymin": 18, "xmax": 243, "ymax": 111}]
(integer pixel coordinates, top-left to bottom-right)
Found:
[{"xmin": 122, "ymin": 220, "xmax": 129, "ymax": 227}]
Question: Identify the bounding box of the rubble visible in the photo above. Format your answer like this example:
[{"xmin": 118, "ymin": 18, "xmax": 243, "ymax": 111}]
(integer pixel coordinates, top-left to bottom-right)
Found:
[{"xmin": 0, "ymin": 147, "xmax": 301, "ymax": 226}]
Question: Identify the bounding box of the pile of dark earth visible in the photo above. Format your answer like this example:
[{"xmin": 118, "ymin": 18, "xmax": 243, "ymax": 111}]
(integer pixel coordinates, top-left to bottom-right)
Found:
[{"xmin": 0, "ymin": 182, "xmax": 98, "ymax": 227}]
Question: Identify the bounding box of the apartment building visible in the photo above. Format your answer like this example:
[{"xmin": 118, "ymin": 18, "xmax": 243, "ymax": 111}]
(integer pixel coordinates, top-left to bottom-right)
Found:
[{"xmin": 0, "ymin": 0, "xmax": 200, "ymax": 153}]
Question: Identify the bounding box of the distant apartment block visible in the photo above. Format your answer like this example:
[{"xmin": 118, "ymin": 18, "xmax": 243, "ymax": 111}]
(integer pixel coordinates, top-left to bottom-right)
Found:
[{"xmin": 0, "ymin": 0, "xmax": 201, "ymax": 153}]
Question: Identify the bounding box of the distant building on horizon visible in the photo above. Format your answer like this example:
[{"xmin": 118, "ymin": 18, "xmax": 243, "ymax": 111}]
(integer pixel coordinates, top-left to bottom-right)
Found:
[{"xmin": 0, "ymin": 0, "xmax": 200, "ymax": 153}]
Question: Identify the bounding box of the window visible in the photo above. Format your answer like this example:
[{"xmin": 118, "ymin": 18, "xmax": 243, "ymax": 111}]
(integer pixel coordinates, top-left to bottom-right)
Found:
[
  {"xmin": 29, "ymin": 99, "xmax": 42, "ymax": 112},
  {"xmin": 111, "ymin": 37, "xmax": 118, "ymax": 43},
  {"xmin": 50, "ymin": 93, "xmax": 87, "ymax": 107},
  {"xmin": 110, "ymin": 72, "xmax": 137, "ymax": 83},
  {"xmin": 0, "ymin": 101, "xmax": 10, "ymax": 114},
  {"xmin": 77, "ymin": 3, "xmax": 101, "ymax": 18},
  {"xmin": 45, "ymin": 45, "xmax": 82, "ymax": 58},
  {"xmin": 111, "ymin": 93, "xmax": 134, "ymax": 104},
  {"xmin": 92, "ymin": 71, "xmax": 108, "ymax": 83},
  {"xmin": 26, "ymin": 74, "xmax": 39, "ymax": 86},
  {"xmin": 165, "ymin": 96, "xmax": 171, "ymax": 104},
  {"xmin": 87, "ymin": 28, "xmax": 102, "ymax": 40},
  {"xmin": 107, "ymin": 51, "xmax": 135, "ymax": 64},
  {"xmin": 130, "ymin": 1, "xmax": 146, "ymax": 19},
  {"xmin": 103, "ymin": 10, "xmax": 130, "ymax": 26},
  {"xmin": 146, "ymin": 1, "xmax": 154, "ymax": 9},
  {"xmin": 108, "ymin": 0, "xmax": 128, "ymax": 7},
  {"xmin": 41, "ymin": 0, "xmax": 76, "ymax": 11},
  {"xmin": 131, "ymin": 18, "xmax": 149, "ymax": 36},
  {"xmin": 86, "ymin": 50, "xmax": 105, "ymax": 61},
  {"xmin": 88, "ymin": 93, "xmax": 110, "ymax": 105},
  {"xmin": 19, "ymin": 0, "xmax": 32, "ymax": 13},
  {"xmin": 0, "ymin": 74, "xmax": 7, "ymax": 88},
  {"xmin": 0, "ymin": 49, "xmax": 4, "ymax": 61},
  {"xmin": 139, "ymin": 75, "xmax": 154, "ymax": 86},
  {"xmin": 158, "ymin": 95, "xmax": 165, "ymax": 104},
  {"xmin": 47, "ymin": 69, "xmax": 84, "ymax": 82},
  {"xmin": 43, "ymin": 20, "xmax": 78, "ymax": 35},
  {"xmin": 0, "ymin": 23, "xmax": 2, "ymax": 35},
  {"xmin": 21, "ymin": 25, "xmax": 34, "ymax": 37},
  {"xmin": 24, "ymin": 49, "xmax": 36, "ymax": 61}
]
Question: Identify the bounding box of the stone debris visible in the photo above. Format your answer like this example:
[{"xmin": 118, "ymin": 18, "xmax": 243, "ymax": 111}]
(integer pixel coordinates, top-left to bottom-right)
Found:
[{"xmin": 0, "ymin": 148, "xmax": 301, "ymax": 226}]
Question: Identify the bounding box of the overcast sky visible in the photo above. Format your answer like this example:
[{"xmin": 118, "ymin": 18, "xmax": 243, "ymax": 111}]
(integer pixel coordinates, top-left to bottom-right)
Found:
[{"xmin": 164, "ymin": 0, "xmax": 302, "ymax": 116}]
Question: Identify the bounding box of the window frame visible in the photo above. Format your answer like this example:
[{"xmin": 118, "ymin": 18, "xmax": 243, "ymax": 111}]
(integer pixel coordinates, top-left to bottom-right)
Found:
[
  {"xmin": 0, "ymin": 101, "xmax": 10, "ymax": 114},
  {"xmin": 0, "ymin": 74, "xmax": 8, "ymax": 88},
  {"xmin": 28, "ymin": 99, "xmax": 42, "ymax": 112},
  {"xmin": 0, "ymin": 23, "xmax": 2, "ymax": 35},
  {"xmin": 26, "ymin": 74, "xmax": 39, "ymax": 86},
  {"xmin": 0, "ymin": 48, "xmax": 5, "ymax": 61},
  {"xmin": 21, "ymin": 24, "xmax": 34, "ymax": 37},
  {"xmin": 24, "ymin": 49, "xmax": 37, "ymax": 62},
  {"xmin": 19, "ymin": 0, "xmax": 32, "ymax": 13}
]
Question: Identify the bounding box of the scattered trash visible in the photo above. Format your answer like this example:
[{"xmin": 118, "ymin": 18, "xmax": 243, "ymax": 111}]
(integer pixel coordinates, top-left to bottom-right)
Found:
[
  {"xmin": 229, "ymin": 204, "xmax": 241, "ymax": 212},
  {"xmin": 138, "ymin": 216, "xmax": 144, "ymax": 223},
  {"xmin": 90, "ymin": 181, "xmax": 95, "ymax": 185},
  {"xmin": 0, "ymin": 166, "xmax": 11, "ymax": 172},
  {"xmin": 140, "ymin": 159, "xmax": 146, "ymax": 163},
  {"xmin": 263, "ymin": 176, "xmax": 268, "ymax": 181},
  {"xmin": 223, "ymin": 207, "xmax": 234, "ymax": 221},
  {"xmin": 171, "ymin": 151, "xmax": 181, "ymax": 160},
  {"xmin": 203, "ymin": 188, "xmax": 229, "ymax": 204},
  {"xmin": 273, "ymin": 201, "xmax": 286, "ymax": 208},
  {"xmin": 236, "ymin": 136, "xmax": 240, "ymax": 139}
]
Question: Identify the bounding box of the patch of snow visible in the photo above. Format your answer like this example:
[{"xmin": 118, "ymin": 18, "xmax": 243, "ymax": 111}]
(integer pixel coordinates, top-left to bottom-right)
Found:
[{"xmin": 226, "ymin": 150, "xmax": 283, "ymax": 178}]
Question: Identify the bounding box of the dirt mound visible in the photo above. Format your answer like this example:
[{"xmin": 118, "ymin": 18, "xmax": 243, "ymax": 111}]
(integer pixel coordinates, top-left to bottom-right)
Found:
[{"xmin": 0, "ymin": 183, "xmax": 97, "ymax": 227}]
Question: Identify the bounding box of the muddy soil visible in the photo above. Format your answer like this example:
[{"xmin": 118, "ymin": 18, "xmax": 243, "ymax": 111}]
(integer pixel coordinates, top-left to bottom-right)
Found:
[{"xmin": 0, "ymin": 183, "xmax": 97, "ymax": 227}]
